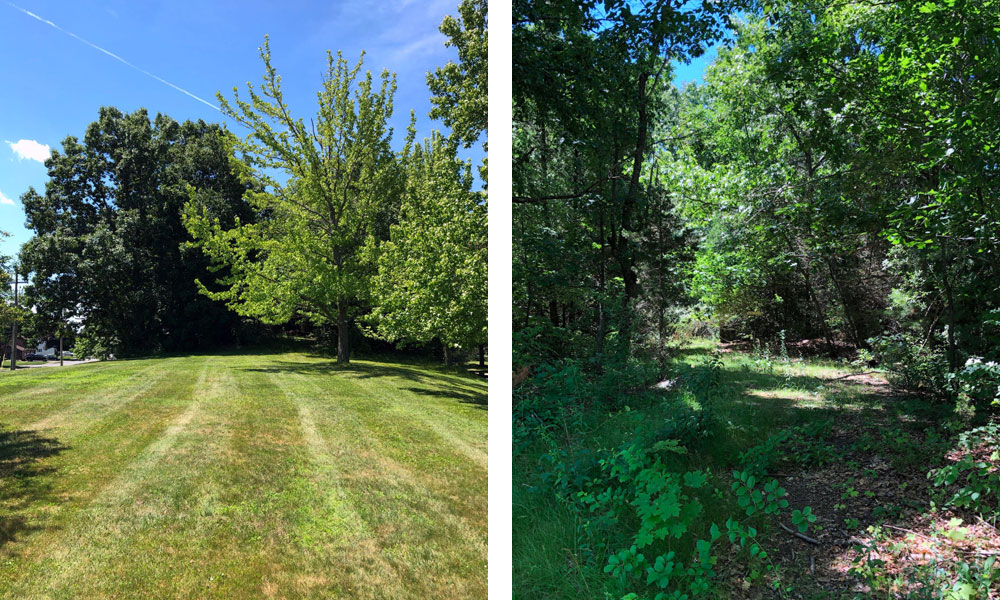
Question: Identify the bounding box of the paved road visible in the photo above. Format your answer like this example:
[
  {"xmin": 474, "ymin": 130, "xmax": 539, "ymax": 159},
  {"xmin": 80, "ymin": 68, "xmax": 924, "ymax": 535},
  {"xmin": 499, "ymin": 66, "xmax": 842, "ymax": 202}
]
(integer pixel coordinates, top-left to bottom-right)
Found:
[{"xmin": 15, "ymin": 359, "xmax": 98, "ymax": 369}]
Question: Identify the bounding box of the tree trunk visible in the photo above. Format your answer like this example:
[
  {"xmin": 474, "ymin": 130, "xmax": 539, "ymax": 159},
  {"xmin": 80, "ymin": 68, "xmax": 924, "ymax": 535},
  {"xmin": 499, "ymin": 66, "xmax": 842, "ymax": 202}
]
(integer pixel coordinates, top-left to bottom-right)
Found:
[
  {"xmin": 825, "ymin": 257, "xmax": 864, "ymax": 349},
  {"xmin": 614, "ymin": 70, "xmax": 651, "ymax": 354},
  {"xmin": 941, "ymin": 261, "xmax": 958, "ymax": 372},
  {"xmin": 596, "ymin": 208, "xmax": 607, "ymax": 362},
  {"xmin": 786, "ymin": 237, "xmax": 836, "ymax": 355},
  {"xmin": 478, "ymin": 344, "xmax": 485, "ymax": 368},
  {"xmin": 443, "ymin": 343, "xmax": 450, "ymax": 367},
  {"xmin": 337, "ymin": 301, "xmax": 351, "ymax": 364}
]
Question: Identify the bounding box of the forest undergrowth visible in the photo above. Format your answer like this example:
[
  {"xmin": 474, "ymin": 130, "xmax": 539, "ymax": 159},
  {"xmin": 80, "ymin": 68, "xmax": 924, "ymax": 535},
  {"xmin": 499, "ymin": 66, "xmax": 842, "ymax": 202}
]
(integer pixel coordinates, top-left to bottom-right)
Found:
[{"xmin": 513, "ymin": 339, "xmax": 1000, "ymax": 599}]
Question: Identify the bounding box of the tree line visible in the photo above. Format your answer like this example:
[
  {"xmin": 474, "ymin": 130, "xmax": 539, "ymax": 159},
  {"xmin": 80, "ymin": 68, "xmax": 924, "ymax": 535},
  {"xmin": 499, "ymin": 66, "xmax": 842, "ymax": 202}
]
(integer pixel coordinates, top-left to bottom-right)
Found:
[
  {"xmin": 7, "ymin": 0, "xmax": 486, "ymax": 366},
  {"xmin": 514, "ymin": 1, "xmax": 1000, "ymax": 597},
  {"xmin": 514, "ymin": 0, "xmax": 1000, "ymax": 401}
]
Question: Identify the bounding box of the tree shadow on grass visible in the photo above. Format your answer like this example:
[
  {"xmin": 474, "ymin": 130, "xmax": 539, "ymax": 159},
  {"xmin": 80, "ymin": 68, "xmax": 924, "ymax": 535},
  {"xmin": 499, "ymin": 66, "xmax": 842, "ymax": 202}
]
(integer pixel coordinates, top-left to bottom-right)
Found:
[
  {"xmin": 242, "ymin": 360, "xmax": 488, "ymax": 402},
  {"xmin": 402, "ymin": 386, "xmax": 488, "ymax": 411},
  {"xmin": 0, "ymin": 426, "xmax": 68, "ymax": 549}
]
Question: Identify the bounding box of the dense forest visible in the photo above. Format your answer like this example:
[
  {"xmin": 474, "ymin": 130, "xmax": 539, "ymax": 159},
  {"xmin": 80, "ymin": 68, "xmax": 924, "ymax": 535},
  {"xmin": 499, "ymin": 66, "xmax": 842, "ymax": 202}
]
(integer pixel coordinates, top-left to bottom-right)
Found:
[
  {"xmin": 3, "ymin": 0, "xmax": 487, "ymax": 366},
  {"xmin": 514, "ymin": 0, "xmax": 1000, "ymax": 598}
]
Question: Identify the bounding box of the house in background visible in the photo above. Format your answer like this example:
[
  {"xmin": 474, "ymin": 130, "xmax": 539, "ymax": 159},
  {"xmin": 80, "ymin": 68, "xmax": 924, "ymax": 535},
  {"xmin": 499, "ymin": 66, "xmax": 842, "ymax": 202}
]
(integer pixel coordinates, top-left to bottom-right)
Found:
[
  {"xmin": 37, "ymin": 339, "xmax": 59, "ymax": 358},
  {"xmin": 3, "ymin": 337, "xmax": 28, "ymax": 362}
]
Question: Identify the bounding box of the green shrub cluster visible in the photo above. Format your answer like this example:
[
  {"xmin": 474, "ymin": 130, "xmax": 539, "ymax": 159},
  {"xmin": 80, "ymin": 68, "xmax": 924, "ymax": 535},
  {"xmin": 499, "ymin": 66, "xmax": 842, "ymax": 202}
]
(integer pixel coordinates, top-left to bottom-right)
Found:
[
  {"xmin": 929, "ymin": 423, "xmax": 1000, "ymax": 513},
  {"xmin": 739, "ymin": 420, "xmax": 836, "ymax": 476}
]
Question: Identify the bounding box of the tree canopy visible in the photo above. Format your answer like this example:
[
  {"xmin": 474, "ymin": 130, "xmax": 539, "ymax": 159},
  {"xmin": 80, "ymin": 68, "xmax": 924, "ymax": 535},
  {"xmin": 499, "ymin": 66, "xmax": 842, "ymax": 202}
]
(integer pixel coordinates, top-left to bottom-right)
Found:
[
  {"xmin": 428, "ymin": 0, "xmax": 488, "ymax": 152},
  {"xmin": 18, "ymin": 107, "xmax": 253, "ymax": 357},
  {"xmin": 184, "ymin": 40, "xmax": 405, "ymax": 364},
  {"xmin": 514, "ymin": 0, "xmax": 1000, "ymax": 389},
  {"xmin": 368, "ymin": 133, "xmax": 487, "ymax": 364}
]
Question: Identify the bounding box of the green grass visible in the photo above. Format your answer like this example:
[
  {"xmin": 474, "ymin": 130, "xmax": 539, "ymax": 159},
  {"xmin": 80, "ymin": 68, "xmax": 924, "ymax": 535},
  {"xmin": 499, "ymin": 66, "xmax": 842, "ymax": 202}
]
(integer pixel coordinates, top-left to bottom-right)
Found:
[
  {"xmin": 0, "ymin": 350, "xmax": 487, "ymax": 599},
  {"xmin": 513, "ymin": 339, "xmax": 953, "ymax": 599}
]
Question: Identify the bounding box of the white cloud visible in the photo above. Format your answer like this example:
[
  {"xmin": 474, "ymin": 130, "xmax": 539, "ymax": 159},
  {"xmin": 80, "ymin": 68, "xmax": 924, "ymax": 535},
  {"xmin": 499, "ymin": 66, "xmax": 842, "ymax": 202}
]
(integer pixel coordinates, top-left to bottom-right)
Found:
[
  {"xmin": 0, "ymin": 188, "xmax": 14, "ymax": 206},
  {"xmin": 8, "ymin": 139, "xmax": 51, "ymax": 163}
]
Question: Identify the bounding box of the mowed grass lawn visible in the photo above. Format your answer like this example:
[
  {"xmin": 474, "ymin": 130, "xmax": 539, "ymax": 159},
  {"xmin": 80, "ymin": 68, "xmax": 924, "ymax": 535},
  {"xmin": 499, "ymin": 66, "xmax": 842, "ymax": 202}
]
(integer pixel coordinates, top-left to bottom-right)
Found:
[{"xmin": 0, "ymin": 350, "xmax": 487, "ymax": 599}]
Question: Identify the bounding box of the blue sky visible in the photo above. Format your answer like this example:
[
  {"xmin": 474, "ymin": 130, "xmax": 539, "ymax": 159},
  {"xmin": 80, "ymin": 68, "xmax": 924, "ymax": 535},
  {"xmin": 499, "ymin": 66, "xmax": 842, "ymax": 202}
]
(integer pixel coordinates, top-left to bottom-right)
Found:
[
  {"xmin": 0, "ymin": 0, "xmax": 476, "ymax": 260},
  {"xmin": 672, "ymin": 44, "xmax": 718, "ymax": 88}
]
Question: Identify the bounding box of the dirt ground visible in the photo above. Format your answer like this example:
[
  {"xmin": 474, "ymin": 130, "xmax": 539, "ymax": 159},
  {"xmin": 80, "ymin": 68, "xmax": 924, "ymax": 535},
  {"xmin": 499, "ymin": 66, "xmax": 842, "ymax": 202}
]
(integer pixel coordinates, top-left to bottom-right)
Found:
[{"xmin": 717, "ymin": 372, "xmax": 1000, "ymax": 599}]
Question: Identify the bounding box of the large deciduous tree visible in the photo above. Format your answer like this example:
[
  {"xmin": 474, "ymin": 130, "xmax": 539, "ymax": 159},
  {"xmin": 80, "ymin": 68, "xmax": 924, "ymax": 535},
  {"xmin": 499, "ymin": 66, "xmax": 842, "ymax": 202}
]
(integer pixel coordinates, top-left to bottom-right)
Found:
[
  {"xmin": 18, "ymin": 108, "xmax": 252, "ymax": 357},
  {"xmin": 369, "ymin": 133, "xmax": 487, "ymax": 365},
  {"xmin": 427, "ymin": 0, "xmax": 488, "ymax": 153},
  {"xmin": 184, "ymin": 39, "xmax": 406, "ymax": 364}
]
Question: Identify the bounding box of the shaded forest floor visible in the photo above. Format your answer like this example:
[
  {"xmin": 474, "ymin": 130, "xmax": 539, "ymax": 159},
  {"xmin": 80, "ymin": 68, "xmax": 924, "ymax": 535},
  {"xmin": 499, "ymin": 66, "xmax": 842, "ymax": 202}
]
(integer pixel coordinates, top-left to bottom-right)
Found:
[
  {"xmin": 0, "ymin": 350, "xmax": 487, "ymax": 599},
  {"xmin": 514, "ymin": 339, "xmax": 999, "ymax": 599}
]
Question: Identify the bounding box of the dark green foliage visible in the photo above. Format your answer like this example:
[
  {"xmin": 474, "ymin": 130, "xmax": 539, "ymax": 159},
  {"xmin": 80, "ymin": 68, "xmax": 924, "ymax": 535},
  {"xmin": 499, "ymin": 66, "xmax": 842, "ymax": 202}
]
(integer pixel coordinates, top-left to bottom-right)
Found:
[
  {"xmin": 513, "ymin": 0, "xmax": 747, "ymax": 373},
  {"xmin": 18, "ymin": 107, "xmax": 253, "ymax": 356},
  {"xmin": 515, "ymin": 0, "xmax": 1000, "ymax": 597},
  {"xmin": 869, "ymin": 332, "xmax": 950, "ymax": 393},
  {"xmin": 949, "ymin": 358, "xmax": 1000, "ymax": 411},
  {"xmin": 929, "ymin": 423, "xmax": 1000, "ymax": 513},
  {"xmin": 739, "ymin": 421, "xmax": 836, "ymax": 477}
]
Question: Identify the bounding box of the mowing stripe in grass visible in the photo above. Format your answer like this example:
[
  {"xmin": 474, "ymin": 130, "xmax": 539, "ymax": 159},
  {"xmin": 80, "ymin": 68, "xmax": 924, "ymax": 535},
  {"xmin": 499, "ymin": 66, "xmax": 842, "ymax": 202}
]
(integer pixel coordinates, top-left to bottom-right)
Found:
[
  {"xmin": 28, "ymin": 359, "xmax": 181, "ymax": 434},
  {"xmin": 2, "ymin": 358, "xmax": 212, "ymax": 598},
  {"xmin": 283, "ymin": 365, "xmax": 487, "ymax": 510},
  {"xmin": 276, "ymin": 366, "xmax": 488, "ymax": 598},
  {"xmin": 0, "ymin": 351, "xmax": 487, "ymax": 600},
  {"xmin": 267, "ymin": 370, "xmax": 367, "ymax": 539},
  {"xmin": 321, "ymin": 362, "xmax": 487, "ymax": 470},
  {"xmin": 0, "ymin": 360, "xmax": 170, "ymax": 428},
  {"xmin": 0, "ymin": 362, "xmax": 216, "ymax": 597},
  {"xmin": 281, "ymin": 368, "xmax": 484, "ymax": 534}
]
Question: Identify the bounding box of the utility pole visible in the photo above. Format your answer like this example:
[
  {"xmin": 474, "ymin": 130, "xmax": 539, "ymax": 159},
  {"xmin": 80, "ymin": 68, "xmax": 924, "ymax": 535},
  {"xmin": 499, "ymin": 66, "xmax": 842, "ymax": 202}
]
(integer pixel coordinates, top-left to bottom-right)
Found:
[{"xmin": 9, "ymin": 266, "xmax": 27, "ymax": 371}]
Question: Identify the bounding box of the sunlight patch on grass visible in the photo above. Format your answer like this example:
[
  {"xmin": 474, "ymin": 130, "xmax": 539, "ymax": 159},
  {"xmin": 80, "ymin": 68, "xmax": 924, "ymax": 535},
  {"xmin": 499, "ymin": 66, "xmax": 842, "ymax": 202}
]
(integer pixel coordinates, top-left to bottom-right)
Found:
[{"xmin": 745, "ymin": 388, "xmax": 823, "ymax": 403}]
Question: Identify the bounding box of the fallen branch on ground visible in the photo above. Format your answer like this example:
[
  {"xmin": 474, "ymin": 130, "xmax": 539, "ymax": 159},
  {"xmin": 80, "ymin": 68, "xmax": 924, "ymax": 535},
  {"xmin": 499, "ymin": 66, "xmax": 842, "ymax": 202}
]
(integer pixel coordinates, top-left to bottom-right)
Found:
[{"xmin": 779, "ymin": 522, "xmax": 820, "ymax": 544}]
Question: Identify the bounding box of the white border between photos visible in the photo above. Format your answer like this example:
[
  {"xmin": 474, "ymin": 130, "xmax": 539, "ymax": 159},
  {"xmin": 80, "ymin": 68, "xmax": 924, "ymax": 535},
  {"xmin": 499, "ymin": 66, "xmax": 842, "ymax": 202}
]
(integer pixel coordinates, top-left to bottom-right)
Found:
[{"xmin": 487, "ymin": 0, "xmax": 512, "ymax": 596}]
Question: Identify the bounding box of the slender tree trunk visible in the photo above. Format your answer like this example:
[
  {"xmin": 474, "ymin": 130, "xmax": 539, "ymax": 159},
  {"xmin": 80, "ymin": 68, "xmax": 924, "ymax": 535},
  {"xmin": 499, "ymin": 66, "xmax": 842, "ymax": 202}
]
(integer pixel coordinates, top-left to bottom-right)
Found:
[
  {"xmin": 940, "ymin": 259, "xmax": 958, "ymax": 372},
  {"xmin": 443, "ymin": 343, "xmax": 450, "ymax": 367},
  {"xmin": 596, "ymin": 209, "xmax": 607, "ymax": 361},
  {"xmin": 787, "ymin": 237, "xmax": 836, "ymax": 354},
  {"xmin": 614, "ymin": 71, "xmax": 651, "ymax": 355},
  {"xmin": 337, "ymin": 301, "xmax": 351, "ymax": 364},
  {"xmin": 478, "ymin": 344, "xmax": 485, "ymax": 369},
  {"xmin": 825, "ymin": 257, "xmax": 864, "ymax": 349}
]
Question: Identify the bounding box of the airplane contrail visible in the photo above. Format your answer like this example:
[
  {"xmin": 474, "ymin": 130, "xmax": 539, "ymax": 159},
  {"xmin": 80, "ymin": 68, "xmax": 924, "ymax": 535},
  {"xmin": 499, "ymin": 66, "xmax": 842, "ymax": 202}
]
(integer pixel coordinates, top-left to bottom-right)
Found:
[{"xmin": 6, "ymin": 2, "xmax": 220, "ymax": 111}]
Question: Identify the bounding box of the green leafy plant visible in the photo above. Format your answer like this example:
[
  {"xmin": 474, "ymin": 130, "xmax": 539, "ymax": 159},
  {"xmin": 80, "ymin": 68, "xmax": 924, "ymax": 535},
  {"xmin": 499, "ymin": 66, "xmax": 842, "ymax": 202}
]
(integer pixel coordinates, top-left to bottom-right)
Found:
[
  {"xmin": 928, "ymin": 424, "xmax": 1000, "ymax": 513},
  {"xmin": 739, "ymin": 421, "xmax": 836, "ymax": 476},
  {"xmin": 790, "ymin": 507, "xmax": 816, "ymax": 533}
]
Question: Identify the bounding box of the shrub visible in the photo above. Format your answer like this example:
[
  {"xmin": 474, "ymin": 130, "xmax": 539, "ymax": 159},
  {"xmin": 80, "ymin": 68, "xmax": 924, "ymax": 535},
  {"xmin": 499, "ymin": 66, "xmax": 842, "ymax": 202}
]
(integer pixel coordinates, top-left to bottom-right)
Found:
[
  {"xmin": 513, "ymin": 359, "xmax": 588, "ymax": 454},
  {"xmin": 869, "ymin": 332, "xmax": 949, "ymax": 393},
  {"xmin": 928, "ymin": 423, "xmax": 1000, "ymax": 513},
  {"xmin": 947, "ymin": 358, "xmax": 1000, "ymax": 412}
]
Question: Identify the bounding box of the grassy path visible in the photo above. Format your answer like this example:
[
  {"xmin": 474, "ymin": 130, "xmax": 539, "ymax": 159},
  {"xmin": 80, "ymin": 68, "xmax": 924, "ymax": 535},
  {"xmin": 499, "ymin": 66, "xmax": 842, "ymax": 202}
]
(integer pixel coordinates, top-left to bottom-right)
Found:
[
  {"xmin": 513, "ymin": 340, "xmax": 964, "ymax": 599},
  {"xmin": 0, "ymin": 351, "xmax": 487, "ymax": 599}
]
